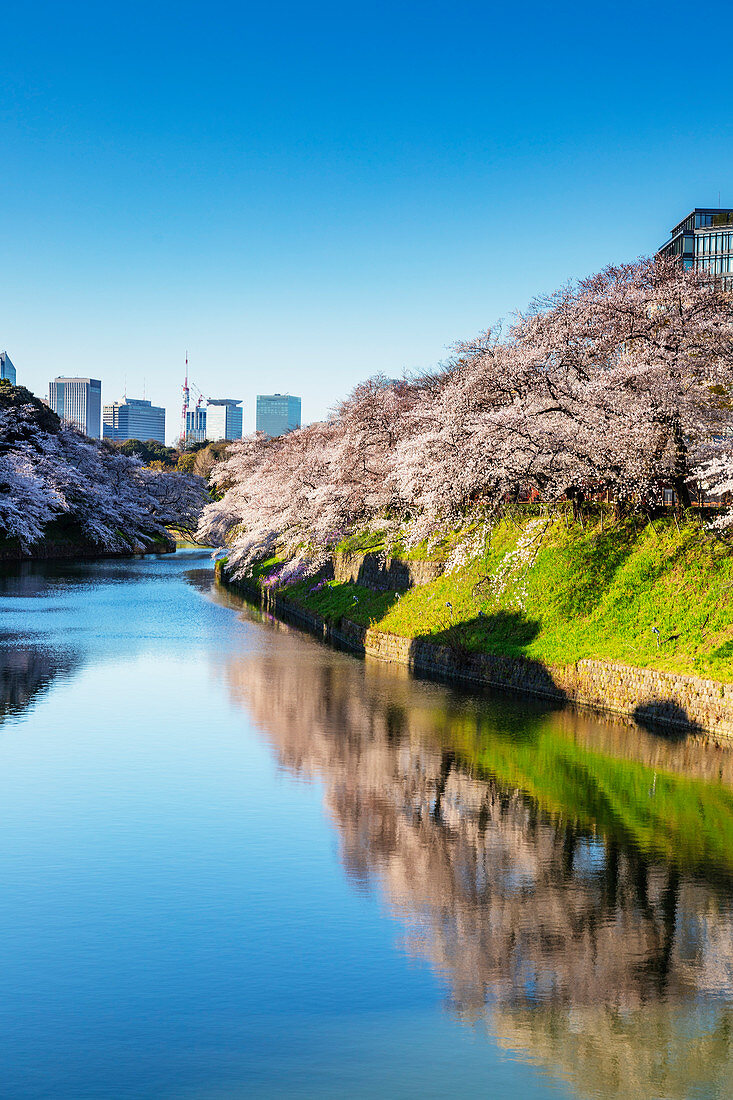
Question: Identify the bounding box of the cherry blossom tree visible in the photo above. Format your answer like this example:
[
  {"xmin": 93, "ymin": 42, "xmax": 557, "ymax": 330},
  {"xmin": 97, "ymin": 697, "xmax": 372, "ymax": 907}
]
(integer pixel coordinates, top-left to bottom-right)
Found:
[
  {"xmin": 697, "ymin": 449, "xmax": 733, "ymax": 530},
  {"xmin": 0, "ymin": 387, "xmax": 209, "ymax": 552},
  {"xmin": 200, "ymin": 257, "xmax": 733, "ymax": 580}
]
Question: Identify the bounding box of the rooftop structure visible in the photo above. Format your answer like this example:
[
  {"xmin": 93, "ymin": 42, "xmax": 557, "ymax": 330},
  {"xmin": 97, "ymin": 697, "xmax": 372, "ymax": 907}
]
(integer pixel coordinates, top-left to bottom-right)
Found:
[
  {"xmin": 0, "ymin": 351, "xmax": 16, "ymax": 386},
  {"xmin": 256, "ymin": 393, "xmax": 301, "ymax": 438},
  {"xmin": 49, "ymin": 377, "xmax": 102, "ymax": 438},
  {"xmin": 103, "ymin": 398, "xmax": 166, "ymax": 445}
]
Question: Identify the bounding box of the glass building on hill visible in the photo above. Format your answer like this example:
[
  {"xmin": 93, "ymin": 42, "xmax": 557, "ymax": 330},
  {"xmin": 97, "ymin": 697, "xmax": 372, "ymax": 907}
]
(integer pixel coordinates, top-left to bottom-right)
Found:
[
  {"xmin": 658, "ymin": 208, "xmax": 733, "ymax": 287},
  {"xmin": 0, "ymin": 351, "xmax": 16, "ymax": 385},
  {"xmin": 103, "ymin": 398, "xmax": 166, "ymax": 444},
  {"xmin": 49, "ymin": 377, "xmax": 102, "ymax": 438},
  {"xmin": 256, "ymin": 394, "xmax": 301, "ymax": 437}
]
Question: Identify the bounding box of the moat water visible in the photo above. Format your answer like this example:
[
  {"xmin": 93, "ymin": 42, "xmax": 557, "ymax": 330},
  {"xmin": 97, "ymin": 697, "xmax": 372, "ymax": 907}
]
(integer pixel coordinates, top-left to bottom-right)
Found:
[{"xmin": 0, "ymin": 548, "xmax": 732, "ymax": 1099}]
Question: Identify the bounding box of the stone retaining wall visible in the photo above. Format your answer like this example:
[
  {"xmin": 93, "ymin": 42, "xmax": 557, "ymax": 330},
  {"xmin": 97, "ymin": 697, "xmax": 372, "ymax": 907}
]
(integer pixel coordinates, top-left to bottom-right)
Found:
[
  {"xmin": 0, "ymin": 534, "xmax": 176, "ymax": 562},
  {"xmin": 228, "ymin": 573, "xmax": 733, "ymax": 740},
  {"xmin": 332, "ymin": 550, "xmax": 443, "ymax": 591}
]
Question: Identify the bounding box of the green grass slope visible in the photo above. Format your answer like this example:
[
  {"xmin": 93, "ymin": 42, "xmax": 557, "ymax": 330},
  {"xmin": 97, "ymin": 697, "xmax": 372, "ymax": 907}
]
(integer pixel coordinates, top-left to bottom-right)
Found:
[{"xmin": 249, "ymin": 515, "xmax": 733, "ymax": 682}]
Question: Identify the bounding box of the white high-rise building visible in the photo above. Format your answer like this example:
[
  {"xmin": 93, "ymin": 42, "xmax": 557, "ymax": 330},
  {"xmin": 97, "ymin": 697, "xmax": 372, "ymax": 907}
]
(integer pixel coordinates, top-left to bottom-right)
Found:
[
  {"xmin": 206, "ymin": 399, "xmax": 243, "ymax": 442},
  {"xmin": 49, "ymin": 377, "xmax": 102, "ymax": 438}
]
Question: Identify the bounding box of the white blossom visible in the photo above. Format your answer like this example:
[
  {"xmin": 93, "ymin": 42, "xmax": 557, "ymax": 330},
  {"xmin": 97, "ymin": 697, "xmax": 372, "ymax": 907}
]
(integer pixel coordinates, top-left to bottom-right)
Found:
[{"xmin": 199, "ymin": 258, "xmax": 733, "ymax": 578}]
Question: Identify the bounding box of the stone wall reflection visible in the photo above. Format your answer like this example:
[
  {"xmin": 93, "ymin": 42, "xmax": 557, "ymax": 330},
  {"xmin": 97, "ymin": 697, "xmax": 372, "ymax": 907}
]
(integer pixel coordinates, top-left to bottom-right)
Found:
[{"xmin": 218, "ymin": 622, "xmax": 733, "ymax": 1097}]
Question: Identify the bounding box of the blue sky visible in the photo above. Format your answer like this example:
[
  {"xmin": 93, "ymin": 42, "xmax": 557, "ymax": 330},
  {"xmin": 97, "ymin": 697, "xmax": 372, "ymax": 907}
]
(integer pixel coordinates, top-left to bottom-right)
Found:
[{"xmin": 2, "ymin": 0, "xmax": 732, "ymax": 440}]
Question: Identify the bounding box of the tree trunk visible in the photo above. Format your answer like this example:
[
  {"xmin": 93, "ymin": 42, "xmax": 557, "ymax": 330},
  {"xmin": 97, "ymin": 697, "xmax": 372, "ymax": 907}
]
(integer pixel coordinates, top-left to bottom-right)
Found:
[{"xmin": 670, "ymin": 415, "xmax": 692, "ymax": 510}]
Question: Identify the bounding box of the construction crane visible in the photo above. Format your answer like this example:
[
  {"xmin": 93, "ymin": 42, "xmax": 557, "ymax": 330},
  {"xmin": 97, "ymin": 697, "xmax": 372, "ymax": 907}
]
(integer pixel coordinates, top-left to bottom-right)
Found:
[
  {"xmin": 190, "ymin": 380, "xmax": 207, "ymax": 409},
  {"xmin": 179, "ymin": 355, "xmax": 210, "ymax": 447}
]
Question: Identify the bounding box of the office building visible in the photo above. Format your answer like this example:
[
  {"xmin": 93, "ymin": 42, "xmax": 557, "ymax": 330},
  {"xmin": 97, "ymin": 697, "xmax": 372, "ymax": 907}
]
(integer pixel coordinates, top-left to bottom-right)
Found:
[
  {"xmin": 658, "ymin": 208, "xmax": 733, "ymax": 285},
  {"xmin": 205, "ymin": 399, "xmax": 243, "ymax": 442},
  {"xmin": 185, "ymin": 406, "xmax": 207, "ymax": 443},
  {"xmin": 256, "ymin": 394, "xmax": 301, "ymax": 437},
  {"xmin": 49, "ymin": 377, "xmax": 102, "ymax": 438},
  {"xmin": 0, "ymin": 351, "xmax": 16, "ymax": 385},
  {"xmin": 103, "ymin": 397, "xmax": 166, "ymax": 444}
]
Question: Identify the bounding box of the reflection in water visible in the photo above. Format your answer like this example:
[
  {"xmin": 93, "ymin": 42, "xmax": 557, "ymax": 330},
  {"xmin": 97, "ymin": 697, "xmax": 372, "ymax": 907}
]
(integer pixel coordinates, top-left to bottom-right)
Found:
[
  {"xmin": 215, "ymin": 590, "xmax": 733, "ymax": 1100},
  {"xmin": 1, "ymin": 559, "xmax": 732, "ymax": 1098},
  {"xmin": 0, "ymin": 552, "xmax": 231, "ymax": 730},
  {"xmin": 0, "ymin": 645, "xmax": 79, "ymax": 723}
]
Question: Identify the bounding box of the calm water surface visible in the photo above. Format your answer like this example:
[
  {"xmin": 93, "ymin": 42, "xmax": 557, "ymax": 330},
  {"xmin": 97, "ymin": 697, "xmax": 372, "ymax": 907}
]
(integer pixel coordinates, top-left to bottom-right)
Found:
[{"xmin": 1, "ymin": 550, "xmax": 732, "ymax": 1099}]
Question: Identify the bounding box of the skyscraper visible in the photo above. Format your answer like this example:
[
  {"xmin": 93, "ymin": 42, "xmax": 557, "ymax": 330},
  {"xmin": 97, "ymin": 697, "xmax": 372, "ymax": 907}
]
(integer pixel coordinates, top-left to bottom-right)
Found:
[
  {"xmin": 205, "ymin": 399, "xmax": 243, "ymax": 442},
  {"xmin": 0, "ymin": 351, "xmax": 16, "ymax": 385},
  {"xmin": 256, "ymin": 394, "xmax": 301, "ymax": 437},
  {"xmin": 103, "ymin": 397, "xmax": 166, "ymax": 444},
  {"xmin": 185, "ymin": 406, "xmax": 207, "ymax": 443},
  {"xmin": 49, "ymin": 377, "xmax": 102, "ymax": 438}
]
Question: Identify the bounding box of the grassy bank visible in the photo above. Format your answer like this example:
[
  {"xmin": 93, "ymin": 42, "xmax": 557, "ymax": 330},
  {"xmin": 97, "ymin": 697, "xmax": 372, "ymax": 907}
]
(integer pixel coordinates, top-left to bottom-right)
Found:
[
  {"xmin": 240, "ymin": 514, "xmax": 733, "ymax": 682},
  {"xmin": 435, "ymin": 700, "xmax": 733, "ymax": 876}
]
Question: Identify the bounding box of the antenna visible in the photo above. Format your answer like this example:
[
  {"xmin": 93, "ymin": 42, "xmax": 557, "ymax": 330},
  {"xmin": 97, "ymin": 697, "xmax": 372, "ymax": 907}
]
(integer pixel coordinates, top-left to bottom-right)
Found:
[{"xmin": 180, "ymin": 351, "xmax": 190, "ymax": 446}]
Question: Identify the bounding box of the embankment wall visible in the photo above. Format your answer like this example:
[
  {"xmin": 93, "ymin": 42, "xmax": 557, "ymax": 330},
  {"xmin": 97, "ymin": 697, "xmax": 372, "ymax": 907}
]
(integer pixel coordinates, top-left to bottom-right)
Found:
[
  {"xmin": 332, "ymin": 550, "xmax": 444, "ymax": 590},
  {"xmin": 226, "ymin": 572, "xmax": 733, "ymax": 741},
  {"xmin": 0, "ymin": 533, "xmax": 176, "ymax": 562}
]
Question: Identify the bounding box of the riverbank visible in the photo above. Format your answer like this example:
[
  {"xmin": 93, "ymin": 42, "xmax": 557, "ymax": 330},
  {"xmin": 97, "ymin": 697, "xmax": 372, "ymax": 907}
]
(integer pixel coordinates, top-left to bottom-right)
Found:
[
  {"xmin": 0, "ymin": 522, "xmax": 176, "ymax": 562},
  {"xmin": 218, "ymin": 514, "xmax": 733, "ymax": 738}
]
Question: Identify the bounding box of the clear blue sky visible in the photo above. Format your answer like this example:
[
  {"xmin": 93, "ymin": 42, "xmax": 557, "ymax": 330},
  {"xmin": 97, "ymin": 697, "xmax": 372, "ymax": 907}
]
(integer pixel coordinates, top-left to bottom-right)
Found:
[{"xmin": 2, "ymin": 0, "xmax": 731, "ymax": 441}]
